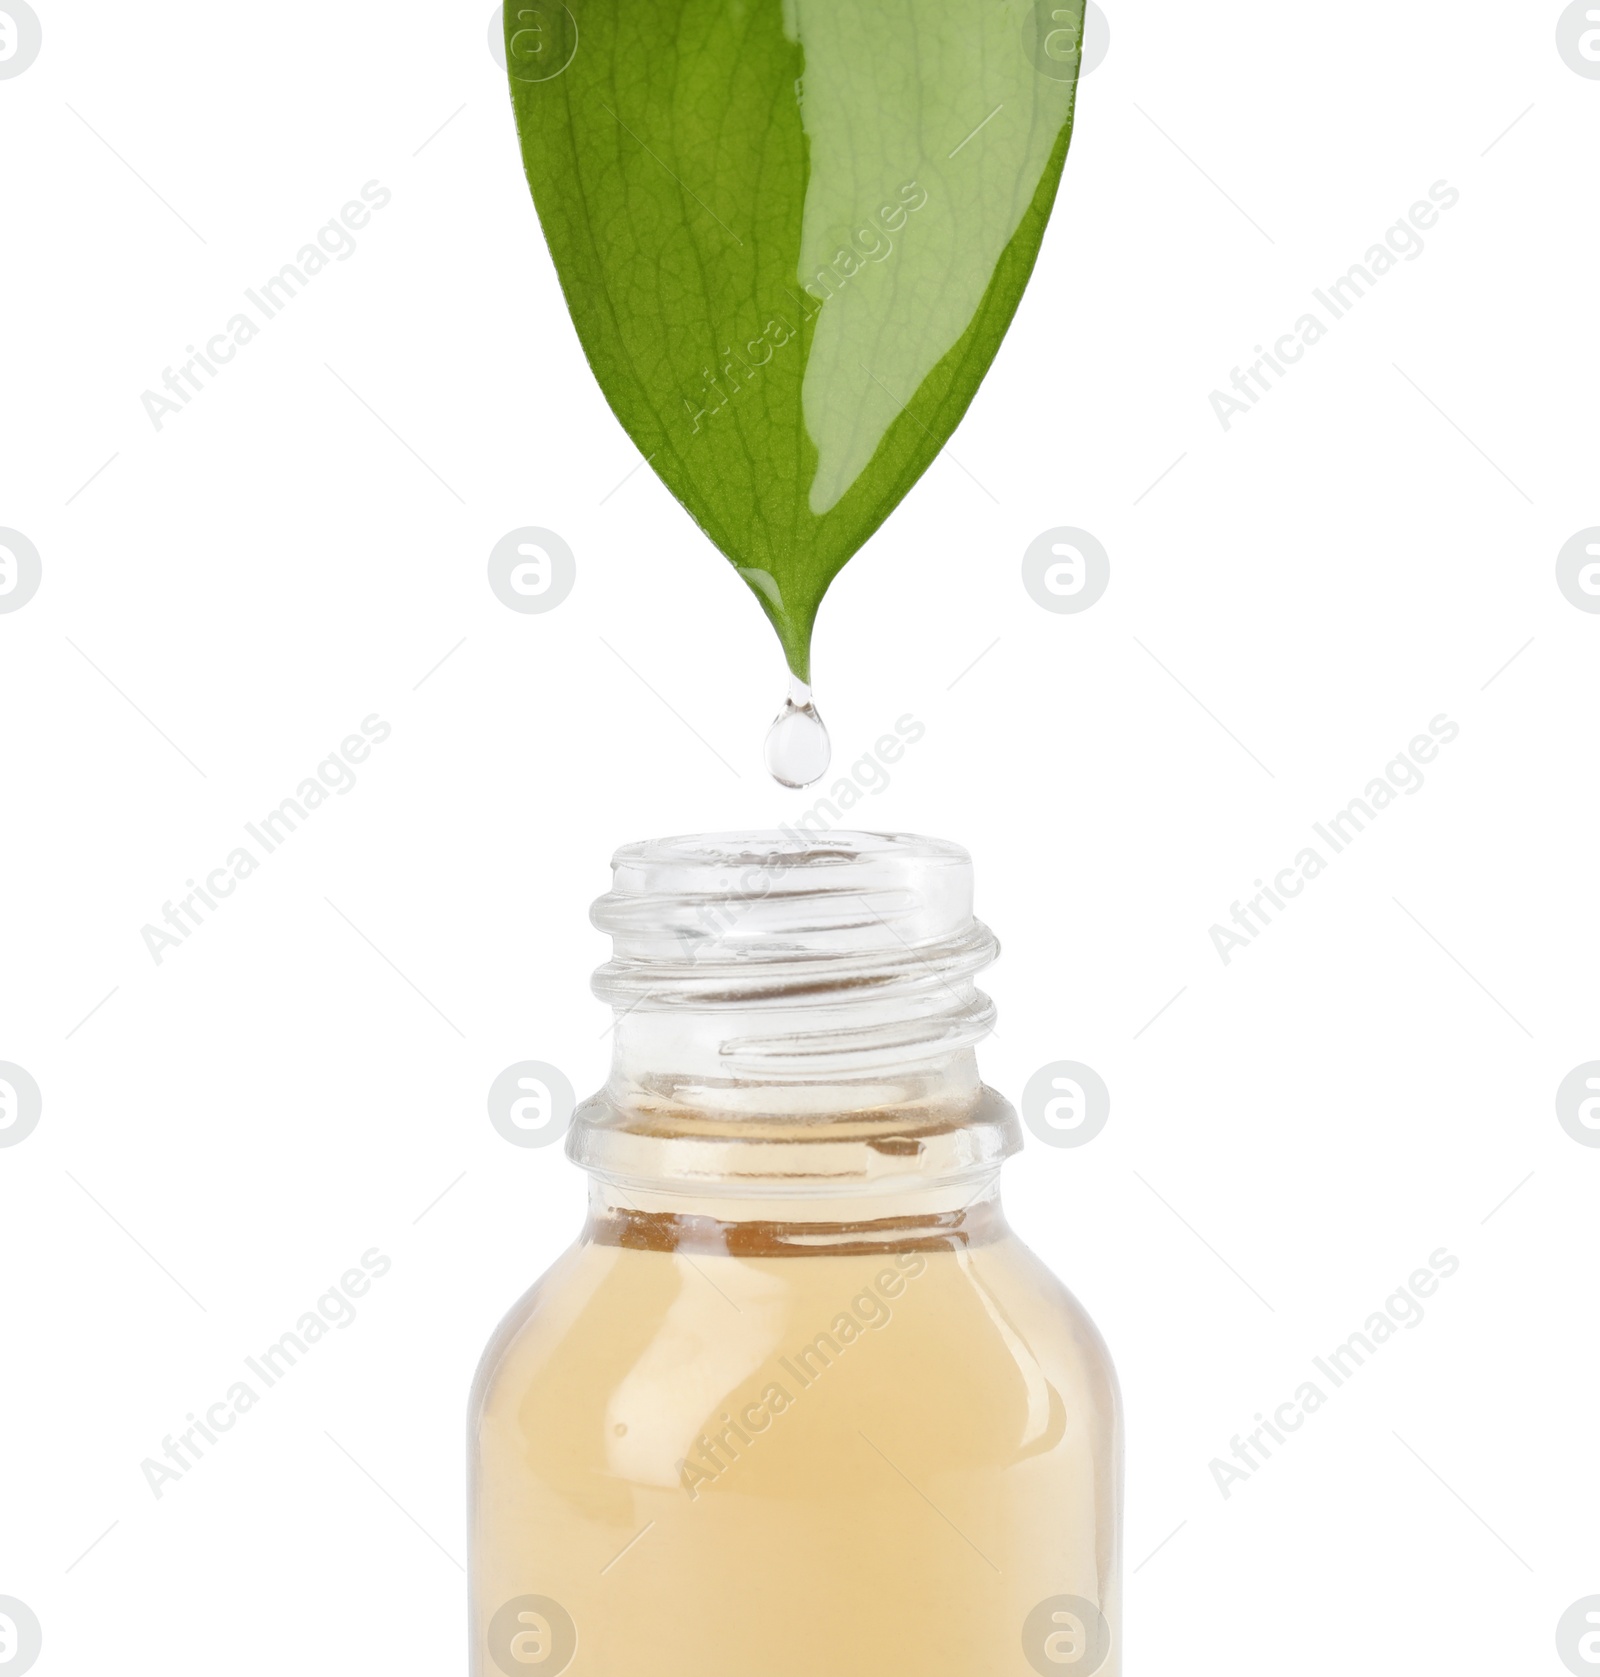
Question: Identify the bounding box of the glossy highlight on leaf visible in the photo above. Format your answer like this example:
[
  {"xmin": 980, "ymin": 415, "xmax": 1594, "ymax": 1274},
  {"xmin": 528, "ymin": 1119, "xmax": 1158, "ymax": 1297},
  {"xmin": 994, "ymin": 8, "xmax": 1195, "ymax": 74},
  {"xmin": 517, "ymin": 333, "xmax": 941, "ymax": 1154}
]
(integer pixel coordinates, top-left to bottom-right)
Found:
[{"xmin": 506, "ymin": 0, "xmax": 1085, "ymax": 678}]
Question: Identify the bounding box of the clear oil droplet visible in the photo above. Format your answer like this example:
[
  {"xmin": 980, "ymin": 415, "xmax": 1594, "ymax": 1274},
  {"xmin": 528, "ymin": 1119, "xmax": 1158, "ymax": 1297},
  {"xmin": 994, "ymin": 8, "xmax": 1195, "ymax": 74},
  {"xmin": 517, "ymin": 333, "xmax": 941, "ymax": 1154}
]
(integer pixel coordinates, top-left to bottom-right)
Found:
[{"xmin": 764, "ymin": 675, "xmax": 831, "ymax": 788}]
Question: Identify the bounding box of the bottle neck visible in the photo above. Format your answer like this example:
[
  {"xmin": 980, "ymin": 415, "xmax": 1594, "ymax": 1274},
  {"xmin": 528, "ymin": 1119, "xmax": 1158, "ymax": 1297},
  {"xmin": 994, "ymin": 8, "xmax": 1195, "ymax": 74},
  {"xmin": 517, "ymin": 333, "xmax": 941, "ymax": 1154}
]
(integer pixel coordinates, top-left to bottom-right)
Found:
[{"xmin": 571, "ymin": 830, "xmax": 1020, "ymax": 1210}]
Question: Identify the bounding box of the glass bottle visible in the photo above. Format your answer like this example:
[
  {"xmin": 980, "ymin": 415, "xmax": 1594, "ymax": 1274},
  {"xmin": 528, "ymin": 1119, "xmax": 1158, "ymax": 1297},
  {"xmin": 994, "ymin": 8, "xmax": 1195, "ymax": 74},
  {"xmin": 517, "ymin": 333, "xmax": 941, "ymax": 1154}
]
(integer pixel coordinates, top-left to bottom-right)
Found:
[{"xmin": 469, "ymin": 831, "xmax": 1121, "ymax": 1677}]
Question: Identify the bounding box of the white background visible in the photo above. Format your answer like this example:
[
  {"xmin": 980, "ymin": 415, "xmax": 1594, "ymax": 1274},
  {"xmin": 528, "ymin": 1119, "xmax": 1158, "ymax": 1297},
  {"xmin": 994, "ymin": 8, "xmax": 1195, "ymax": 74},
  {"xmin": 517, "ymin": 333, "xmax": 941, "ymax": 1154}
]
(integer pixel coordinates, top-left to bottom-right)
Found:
[{"xmin": 2, "ymin": 1, "xmax": 1598, "ymax": 1672}]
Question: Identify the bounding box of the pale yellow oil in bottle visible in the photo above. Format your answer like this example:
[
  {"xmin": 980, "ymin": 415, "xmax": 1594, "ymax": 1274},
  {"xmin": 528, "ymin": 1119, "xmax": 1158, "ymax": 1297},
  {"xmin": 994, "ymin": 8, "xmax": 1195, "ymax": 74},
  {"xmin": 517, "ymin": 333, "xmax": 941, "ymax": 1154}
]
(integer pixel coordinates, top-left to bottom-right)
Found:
[{"xmin": 471, "ymin": 1205, "xmax": 1120, "ymax": 1677}]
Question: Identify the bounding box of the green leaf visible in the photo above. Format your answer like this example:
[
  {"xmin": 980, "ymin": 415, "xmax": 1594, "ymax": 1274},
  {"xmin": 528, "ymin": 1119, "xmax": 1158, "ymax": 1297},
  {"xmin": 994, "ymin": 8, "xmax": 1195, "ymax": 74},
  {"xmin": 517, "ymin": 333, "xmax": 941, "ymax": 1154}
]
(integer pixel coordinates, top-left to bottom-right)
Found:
[{"xmin": 507, "ymin": 0, "xmax": 1084, "ymax": 679}]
